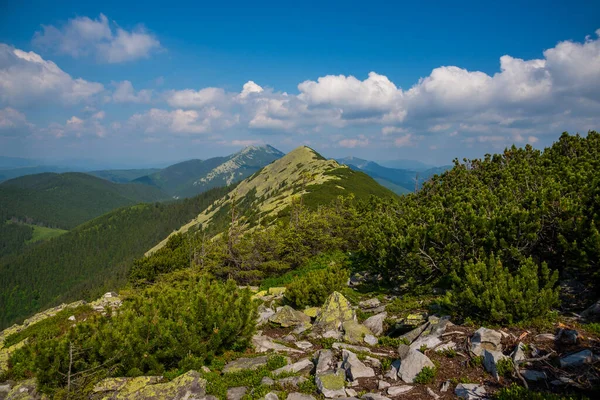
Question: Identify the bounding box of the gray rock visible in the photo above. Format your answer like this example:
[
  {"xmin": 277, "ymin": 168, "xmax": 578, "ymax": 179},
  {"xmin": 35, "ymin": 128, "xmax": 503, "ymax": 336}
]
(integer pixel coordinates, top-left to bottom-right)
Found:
[
  {"xmin": 434, "ymin": 341, "xmax": 456, "ymax": 352},
  {"xmin": 384, "ymin": 360, "xmax": 400, "ymax": 381},
  {"xmin": 315, "ymin": 349, "xmax": 335, "ymax": 374},
  {"xmin": 364, "ymin": 312, "xmax": 387, "ymax": 336},
  {"xmin": 483, "ymin": 349, "xmax": 509, "ymax": 381},
  {"xmin": 315, "ymin": 370, "xmax": 347, "ymax": 398},
  {"xmin": 342, "ymin": 349, "xmax": 376, "ymax": 380},
  {"xmin": 257, "ymin": 305, "xmax": 276, "ymax": 325},
  {"xmin": 364, "ymin": 355, "xmax": 381, "ymax": 368},
  {"xmin": 440, "ymin": 380, "xmax": 450, "ymax": 392},
  {"xmin": 345, "ymin": 388, "xmax": 358, "ymax": 397},
  {"xmin": 398, "ymin": 350, "xmax": 435, "ymax": 383},
  {"xmin": 534, "ymin": 333, "xmax": 555, "ymax": 342},
  {"xmin": 378, "ymin": 380, "xmax": 391, "ymax": 390},
  {"xmin": 253, "ymin": 333, "xmax": 303, "ymax": 354},
  {"xmin": 0, "ymin": 383, "xmax": 11, "ymax": 393},
  {"xmin": 273, "ymin": 358, "xmax": 313, "ymax": 376},
  {"xmin": 364, "ymin": 334, "xmax": 378, "ymax": 346},
  {"xmin": 556, "ymin": 329, "xmax": 579, "ymax": 345},
  {"xmin": 359, "ymin": 298, "xmax": 381, "ymax": 309},
  {"xmin": 287, "ymin": 393, "xmax": 316, "ymax": 400},
  {"xmin": 520, "ymin": 369, "xmax": 547, "ymax": 381},
  {"xmin": 278, "ymin": 376, "xmax": 307, "ymax": 388},
  {"xmin": 270, "ymin": 306, "xmax": 312, "ymax": 327},
  {"xmin": 397, "ymin": 323, "xmax": 429, "ymax": 344},
  {"xmin": 560, "ymin": 349, "xmax": 595, "ymax": 368},
  {"xmin": 471, "ymin": 327, "xmax": 503, "ymax": 356},
  {"xmin": 387, "ymin": 385, "xmax": 413, "ymax": 396},
  {"xmin": 511, "ymin": 342, "xmax": 526, "ymax": 363},
  {"xmin": 427, "ymin": 387, "xmax": 440, "ymax": 399},
  {"xmin": 409, "ymin": 335, "xmax": 442, "ymax": 352},
  {"xmin": 295, "ymin": 341, "xmax": 314, "ymax": 350},
  {"xmin": 315, "ymin": 292, "xmax": 356, "ymax": 332},
  {"xmin": 361, "ymin": 394, "xmax": 391, "ymax": 400},
  {"xmin": 581, "ymin": 300, "xmax": 600, "ymax": 321},
  {"xmin": 455, "ymin": 383, "xmax": 486, "ymax": 399},
  {"xmin": 223, "ymin": 356, "xmax": 269, "ymax": 373},
  {"xmin": 397, "ymin": 344, "xmax": 410, "ymax": 360},
  {"xmin": 227, "ymin": 387, "xmax": 248, "ymax": 400},
  {"xmin": 261, "ymin": 377, "xmax": 275, "ymax": 386},
  {"xmin": 323, "ymin": 330, "xmax": 343, "ymax": 340},
  {"xmin": 333, "ymin": 342, "xmax": 371, "ymax": 353},
  {"xmin": 343, "ymin": 320, "xmax": 374, "ymax": 344},
  {"xmin": 265, "ymin": 393, "xmax": 279, "ymax": 400},
  {"xmin": 293, "ymin": 324, "xmax": 312, "ymax": 335}
]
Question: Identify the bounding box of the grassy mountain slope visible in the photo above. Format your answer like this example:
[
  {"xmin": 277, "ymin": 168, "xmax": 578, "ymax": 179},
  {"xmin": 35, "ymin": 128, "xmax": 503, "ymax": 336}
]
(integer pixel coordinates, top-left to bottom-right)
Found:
[
  {"xmin": 147, "ymin": 146, "xmax": 396, "ymax": 255},
  {"xmin": 0, "ymin": 172, "xmax": 169, "ymax": 229},
  {"xmin": 0, "ymin": 185, "xmax": 233, "ymax": 329},
  {"xmin": 133, "ymin": 145, "xmax": 284, "ymax": 198},
  {"xmin": 0, "ymin": 165, "xmax": 75, "ymax": 183},
  {"xmin": 87, "ymin": 168, "xmax": 161, "ymax": 183}
]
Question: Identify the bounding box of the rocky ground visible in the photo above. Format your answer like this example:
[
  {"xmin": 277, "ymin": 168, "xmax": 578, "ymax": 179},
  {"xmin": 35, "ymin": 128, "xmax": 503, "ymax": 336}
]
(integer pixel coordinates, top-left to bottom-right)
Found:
[{"xmin": 1, "ymin": 282, "xmax": 599, "ymax": 399}]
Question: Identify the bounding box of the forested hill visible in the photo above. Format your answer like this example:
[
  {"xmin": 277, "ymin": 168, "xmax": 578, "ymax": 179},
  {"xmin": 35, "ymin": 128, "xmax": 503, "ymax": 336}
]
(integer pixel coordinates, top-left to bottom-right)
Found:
[
  {"xmin": 0, "ymin": 185, "xmax": 232, "ymax": 329},
  {"xmin": 0, "ymin": 172, "xmax": 169, "ymax": 229}
]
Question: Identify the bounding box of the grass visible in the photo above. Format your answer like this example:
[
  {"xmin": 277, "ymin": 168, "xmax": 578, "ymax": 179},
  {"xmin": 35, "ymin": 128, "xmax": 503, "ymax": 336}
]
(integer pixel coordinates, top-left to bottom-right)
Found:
[
  {"xmin": 377, "ymin": 336, "xmax": 409, "ymax": 348},
  {"xmin": 26, "ymin": 224, "xmax": 68, "ymax": 243},
  {"xmin": 414, "ymin": 366, "xmax": 436, "ymax": 384}
]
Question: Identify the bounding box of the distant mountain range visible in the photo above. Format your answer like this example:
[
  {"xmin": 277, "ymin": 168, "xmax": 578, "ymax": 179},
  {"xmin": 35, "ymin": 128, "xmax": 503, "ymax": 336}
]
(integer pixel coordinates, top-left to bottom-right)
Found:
[{"xmin": 336, "ymin": 156, "xmax": 450, "ymax": 194}]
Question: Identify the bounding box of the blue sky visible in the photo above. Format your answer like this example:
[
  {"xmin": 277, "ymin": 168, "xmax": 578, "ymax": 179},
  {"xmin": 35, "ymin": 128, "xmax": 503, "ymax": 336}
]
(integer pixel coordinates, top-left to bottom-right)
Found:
[{"xmin": 1, "ymin": 0, "xmax": 599, "ymax": 167}]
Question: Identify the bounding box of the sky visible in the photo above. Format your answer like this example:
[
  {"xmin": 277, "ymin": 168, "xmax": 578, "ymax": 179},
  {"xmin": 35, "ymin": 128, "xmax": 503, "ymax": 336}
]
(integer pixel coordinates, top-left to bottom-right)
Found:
[{"xmin": 0, "ymin": 0, "xmax": 599, "ymax": 167}]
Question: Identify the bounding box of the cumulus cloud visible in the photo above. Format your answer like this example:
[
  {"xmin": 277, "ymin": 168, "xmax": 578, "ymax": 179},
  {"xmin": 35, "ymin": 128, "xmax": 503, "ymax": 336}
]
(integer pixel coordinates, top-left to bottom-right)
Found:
[
  {"xmin": 43, "ymin": 113, "xmax": 107, "ymax": 139},
  {"xmin": 338, "ymin": 135, "xmax": 369, "ymax": 148},
  {"xmin": 0, "ymin": 108, "xmax": 34, "ymax": 136},
  {"xmin": 128, "ymin": 107, "xmax": 237, "ymax": 135},
  {"xmin": 166, "ymin": 87, "xmax": 226, "ymax": 108},
  {"xmin": 33, "ymin": 14, "xmax": 161, "ymax": 63},
  {"xmin": 112, "ymin": 80, "xmax": 152, "ymax": 103},
  {"xmin": 0, "ymin": 44, "xmax": 103, "ymax": 107}
]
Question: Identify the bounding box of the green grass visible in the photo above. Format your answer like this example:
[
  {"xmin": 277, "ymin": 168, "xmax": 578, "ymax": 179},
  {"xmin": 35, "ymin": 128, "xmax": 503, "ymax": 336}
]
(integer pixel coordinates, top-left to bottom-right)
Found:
[{"xmin": 26, "ymin": 225, "xmax": 67, "ymax": 243}]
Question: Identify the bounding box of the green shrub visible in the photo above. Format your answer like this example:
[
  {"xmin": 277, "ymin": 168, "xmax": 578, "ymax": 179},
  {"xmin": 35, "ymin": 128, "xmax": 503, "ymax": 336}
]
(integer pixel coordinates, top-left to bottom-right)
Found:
[
  {"xmin": 377, "ymin": 336, "xmax": 409, "ymax": 347},
  {"xmin": 446, "ymin": 255, "xmax": 559, "ymax": 324},
  {"xmin": 414, "ymin": 366, "xmax": 436, "ymax": 384},
  {"xmin": 494, "ymin": 384, "xmax": 583, "ymax": 400},
  {"xmin": 284, "ymin": 263, "xmax": 350, "ymax": 308},
  {"xmin": 496, "ymin": 358, "xmax": 514, "ymax": 377}
]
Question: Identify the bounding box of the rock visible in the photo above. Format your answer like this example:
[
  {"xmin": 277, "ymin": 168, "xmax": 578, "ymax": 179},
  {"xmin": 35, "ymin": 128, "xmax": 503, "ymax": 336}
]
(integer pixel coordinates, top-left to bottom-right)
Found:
[
  {"xmin": 556, "ymin": 328, "xmax": 579, "ymax": 345},
  {"xmin": 361, "ymin": 393, "xmax": 391, "ymax": 400},
  {"xmin": 287, "ymin": 393, "xmax": 316, "ymax": 400},
  {"xmin": 333, "ymin": 343, "xmax": 371, "ymax": 353},
  {"xmin": 534, "ymin": 333, "xmax": 555, "ymax": 342},
  {"xmin": 409, "ymin": 335, "xmax": 442, "ymax": 352},
  {"xmin": 440, "ymin": 380, "xmax": 450, "ymax": 392},
  {"xmin": 397, "ymin": 350, "xmax": 435, "ymax": 383},
  {"xmin": 223, "ymin": 356, "xmax": 269, "ymax": 373},
  {"xmin": 128, "ymin": 371, "xmax": 206, "ymax": 399},
  {"xmin": 68, "ymin": 315, "xmax": 75, "ymax": 321},
  {"xmin": 315, "ymin": 349, "xmax": 335, "ymax": 374},
  {"xmin": 581, "ymin": 300, "xmax": 600, "ymax": 321},
  {"xmin": 253, "ymin": 333, "xmax": 303, "ymax": 353},
  {"xmin": 315, "ymin": 292, "xmax": 356, "ymax": 332},
  {"xmin": 384, "ymin": 360, "xmax": 400, "ymax": 381},
  {"xmin": 397, "ymin": 344, "xmax": 410, "ymax": 360},
  {"xmin": 521, "ymin": 369, "xmax": 547, "ymax": 381},
  {"xmin": 273, "ymin": 358, "xmax": 313, "ymax": 375},
  {"xmin": 201, "ymin": 366, "xmax": 211, "ymax": 373},
  {"xmin": 551, "ymin": 377, "xmax": 576, "ymax": 386},
  {"xmin": 278, "ymin": 376, "xmax": 307, "ymax": 388},
  {"xmin": 455, "ymin": 383, "xmax": 486, "ymax": 399},
  {"xmin": 342, "ymin": 349, "xmax": 376, "ymax": 380},
  {"xmin": 434, "ymin": 341, "xmax": 456, "ymax": 352},
  {"xmin": 315, "ymin": 370, "xmax": 346, "ymax": 398},
  {"xmin": 303, "ymin": 307, "xmax": 321, "ymax": 318},
  {"xmin": 265, "ymin": 392, "xmax": 279, "ymax": 400},
  {"xmin": 0, "ymin": 383, "xmax": 11, "ymax": 394},
  {"xmin": 270, "ymin": 306, "xmax": 311, "ymax": 327},
  {"xmin": 427, "ymin": 387, "xmax": 440, "ymax": 399},
  {"xmin": 560, "ymin": 349, "xmax": 595, "ymax": 368},
  {"xmin": 93, "ymin": 376, "xmax": 163, "ymax": 394},
  {"xmin": 295, "ymin": 341, "xmax": 313, "ymax": 350},
  {"xmin": 283, "ymin": 334, "xmax": 296, "ymax": 342},
  {"xmin": 387, "ymin": 385, "xmax": 413, "ymax": 396},
  {"xmin": 4, "ymin": 379, "xmax": 40, "ymax": 400},
  {"xmin": 364, "ymin": 334, "xmax": 378, "ymax": 346},
  {"xmin": 322, "ymin": 330, "xmax": 343, "ymax": 340},
  {"xmin": 364, "ymin": 355, "xmax": 382, "ymax": 368},
  {"xmin": 483, "ymin": 349, "xmax": 509, "ymax": 381},
  {"xmin": 470, "ymin": 327, "xmax": 502, "ymax": 356},
  {"xmin": 261, "ymin": 377, "xmax": 275, "ymax": 386},
  {"xmin": 343, "ymin": 320, "xmax": 373, "ymax": 344},
  {"xmin": 257, "ymin": 305, "xmax": 276, "ymax": 325},
  {"xmin": 293, "ymin": 324, "xmax": 312, "ymax": 335},
  {"xmin": 511, "ymin": 342, "xmax": 526, "ymax": 363},
  {"xmin": 345, "ymin": 388, "xmax": 358, "ymax": 397},
  {"xmin": 227, "ymin": 387, "xmax": 248, "ymax": 400},
  {"xmin": 397, "ymin": 323, "xmax": 429, "ymax": 344},
  {"xmin": 422, "ymin": 316, "xmax": 450, "ymax": 338},
  {"xmin": 378, "ymin": 380, "xmax": 391, "ymax": 390},
  {"xmin": 268, "ymin": 287, "xmax": 286, "ymax": 296},
  {"xmin": 359, "ymin": 298, "xmax": 381, "ymax": 309},
  {"xmin": 363, "ymin": 312, "xmax": 387, "ymax": 336}
]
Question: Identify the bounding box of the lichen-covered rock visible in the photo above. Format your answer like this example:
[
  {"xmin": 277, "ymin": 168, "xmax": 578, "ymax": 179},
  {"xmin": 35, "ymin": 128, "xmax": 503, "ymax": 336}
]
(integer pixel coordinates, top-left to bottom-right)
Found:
[
  {"xmin": 253, "ymin": 333, "xmax": 303, "ymax": 353},
  {"xmin": 0, "ymin": 339, "xmax": 27, "ymax": 375},
  {"xmin": 359, "ymin": 298, "xmax": 381, "ymax": 309},
  {"xmin": 277, "ymin": 376, "xmax": 307, "ymax": 388},
  {"xmin": 5, "ymin": 378, "xmax": 41, "ymax": 400},
  {"xmin": 363, "ymin": 312, "xmax": 387, "ymax": 336},
  {"xmin": 100, "ymin": 371, "xmax": 206, "ymax": 400},
  {"xmin": 315, "ymin": 349, "xmax": 335, "ymax": 374},
  {"xmin": 398, "ymin": 350, "xmax": 435, "ymax": 383},
  {"xmin": 227, "ymin": 386, "xmax": 248, "ymax": 400},
  {"xmin": 93, "ymin": 376, "xmax": 163, "ymax": 397},
  {"xmin": 268, "ymin": 287, "xmax": 286, "ymax": 296},
  {"xmin": 342, "ymin": 321, "xmax": 373, "ymax": 344},
  {"xmin": 270, "ymin": 306, "xmax": 311, "ymax": 327},
  {"xmin": 315, "ymin": 369, "xmax": 346, "ymax": 398},
  {"xmin": 470, "ymin": 327, "xmax": 502, "ymax": 356},
  {"xmin": 303, "ymin": 307, "xmax": 321, "ymax": 318},
  {"xmin": 342, "ymin": 349, "xmax": 375, "ymax": 381},
  {"xmin": 223, "ymin": 356, "xmax": 269, "ymax": 373},
  {"xmin": 315, "ymin": 292, "xmax": 355, "ymax": 332},
  {"xmin": 257, "ymin": 305, "xmax": 276, "ymax": 326}
]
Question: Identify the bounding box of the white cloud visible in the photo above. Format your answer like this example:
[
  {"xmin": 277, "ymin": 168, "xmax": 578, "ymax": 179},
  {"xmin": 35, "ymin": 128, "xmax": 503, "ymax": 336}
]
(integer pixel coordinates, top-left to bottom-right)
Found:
[
  {"xmin": 33, "ymin": 14, "xmax": 161, "ymax": 63},
  {"xmin": 166, "ymin": 87, "xmax": 226, "ymax": 108},
  {"xmin": 239, "ymin": 81, "xmax": 264, "ymax": 99},
  {"xmin": 0, "ymin": 44, "xmax": 103, "ymax": 107},
  {"xmin": 0, "ymin": 108, "xmax": 34, "ymax": 136},
  {"xmin": 394, "ymin": 134, "xmax": 416, "ymax": 147},
  {"xmin": 128, "ymin": 107, "xmax": 235, "ymax": 135},
  {"xmin": 338, "ymin": 136, "xmax": 369, "ymax": 148},
  {"xmin": 112, "ymin": 80, "xmax": 152, "ymax": 103}
]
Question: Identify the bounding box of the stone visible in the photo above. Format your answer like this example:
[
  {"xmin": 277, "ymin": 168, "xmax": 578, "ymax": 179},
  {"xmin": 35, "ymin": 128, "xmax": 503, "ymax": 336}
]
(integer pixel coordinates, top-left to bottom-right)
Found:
[
  {"xmin": 342, "ymin": 349, "xmax": 376, "ymax": 380},
  {"xmin": 129, "ymin": 370, "xmax": 206, "ymax": 399},
  {"xmin": 4, "ymin": 378, "xmax": 39, "ymax": 399},
  {"xmin": 455, "ymin": 383, "xmax": 486, "ymax": 399},
  {"xmin": 278, "ymin": 376, "xmax": 307, "ymax": 388},
  {"xmin": 470, "ymin": 327, "xmax": 503, "ymax": 356},
  {"xmin": 345, "ymin": 388, "xmax": 358, "ymax": 397},
  {"xmin": 315, "ymin": 292, "xmax": 356, "ymax": 332},
  {"xmin": 268, "ymin": 287, "xmax": 287, "ymax": 296},
  {"xmin": 440, "ymin": 380, "xmax": 450, "ymax": 392},
  {"xmin": 434, "ymin": 341, "xmax": 456, "ymax": 352},
  {"xmin": 361, "ymin": 393, "xmax": 391, "ymax": 400},
  {"xmin": 409, "ymin": 335, "xmax": 442, "ymax": 352},
  {"xmin": 581, "ymin": 300, "xmax": 600, "ymax": 321},
  {"xmin": 93, "ymin": 376, "xmax": 163, "ymax": 395},
  {"xmin": 315, "ymin": 349, "xmax": 335, "ymax": 374},
  {"xmin": 364, "ymin": 334, "xmax": 378, "ymax": 346},
  {"xmin": 556, "ymin": 328, "xmax": 579, "ymax": 345},
  {"xmin": 265, "ymin": 392, "xmax": 279, "ymax": 400},
  {"xmin": 68, "ymin": 315, "xmax": 76, "ymax": 321},
  {"xmin": 387, "ymin": 385, "xmax": 413, "ymax": 396},
  {"xmin": 520, "ymin": 369, "xmax": 547, "ymax": 381},
  {"xmin": 343, "ymin": 320, "xmax": 373, "ymax": 344},
  {"xmin": 483, "ymin": 349, "xmax": 509, "ymax": 381},
  {"xmin": 322, "ymin": 330, "xmax": 343, "ymax": 340},
  {"xmin": 293, "ymin": 324, "xmax": 312, "ymax": 335},
  {"xmin": 364, "ymin": 355, "xmax": 381, "ymax": 368},
  {"xmin": 223, "ymin": 356, "xmax": 269, "ymax": 373},
  {"xmin": 315, "ymin": 370, "xmax": 346, "ymax": 398},
  {"xmin": 270, "ymin": 306, "xmax": 311, "ymax": 327},
  {"xmin": 427, "ymin": 387, "xmax": 440, "ymax": 399},
  {"xmin": 253, "ymin": 333, "xmax": 303, "ymax": 354},
  {"xmin": 273, "ymin": 358, "xmax": 313, "ymax": 375},
  {"xmin": 425, "ymin": 316, "xmax": 450, "ymax": 337},
  {"xmin": 384, "ymin": 360, "xmax": 400, "ymax": 381},
  {"xmin": 287, "ymin": 393, "xmax": 316, "ymax": 400},
  {"xmin": 303, "ymin": 307, "xmax": 321, "ymax": 318},
  {"xmin": 511, "ymin": 342, "xmax": 526, "ymax": 363},
  {"xmin": 363, "ymin": 312, "xmax": 387, "ymax": 336},
  {"xmin": 397, "ymin": 344, "xmax": 410, "ymax": 360},
  {"xmin": 397, "ymin": 350, "xmax": 435, "ymax": 383},
  {"xmin": 295, "ymin": 341, "xmax": 314, "ymax": 350},
  {"xmin": 0, "ymin": 383, "xmax": 10, "ymax": 394},
  {"xmin": 378, "ymin": 380, "xmax": 391, "ymax": 390},
  {"xmin": 257, "ymin": 305, "xmax": 276, "ymax": 325},
  {"xmin": 283, "ymin": 334, "xmax": 296, "ymax": 342},
  {"xmin": 396, "ymin": 322, "xmax": 429, "ymax": 344},
  {"xmin": 201, "ymin": 366, "xmax": 211, "ymax": 373},
  {"xmin": 227, "ymin": 387, "xmax": 248, "ymax": 400},
  {"xmin": 534, "ymin": 333, "xmax": 555, "ymax": 342},
  {"xmin": 559, "ymin": 349, "xmax": 595, "ymax": 368},
  {"xmin": 261, "ymin": 377, "xmax": 275, "ymax": 386},
  {"xmin": 359, "ymin": 298, "xmax": 381, "ymax": 309},
  {"xmin": 333, "ymin": 343, "xmax": 371, "ymax": 353}
]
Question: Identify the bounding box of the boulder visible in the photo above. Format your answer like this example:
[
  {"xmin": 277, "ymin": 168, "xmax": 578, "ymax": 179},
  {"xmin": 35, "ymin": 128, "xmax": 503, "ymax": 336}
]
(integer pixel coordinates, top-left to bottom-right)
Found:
[
  {"xmin": 409, "ymin": 335, "xmax": 442, "ymax": 352},
  {"xmin": 343, "ymin": 321, "xmax": 373, "ymax": 344},
  {"xmin": 295, "ymin": 341, "xmax": 313, "ymax": 350},
  {"xmin": 483, "ymin": 349, "xmax": 509, "ymax": 381},
  {"xmin": 560, "ymin": 349, "xmax": 596, "ymax": 368},
  {"xmin": 265, "ymin": 393, "xmax": 279, "ymax": 400},
  {"xmin": 287, "ymin": 393, "xmax": 316, "ymax": 400},
  {"xmin": 270, "ymin": 306, "xmax": 311, "ymax": 327},
  {"xmin": 397, "ymin": 350, "xmax": 435, "ymax": 383},
  {"xmin": 397, "ymin": 344, "xmax": 410, "ymax": 360},
  {"xmin": 455, "ymin": 383, "xmax": 486, "ymax": 399},
  {"xmin": 363, "ymin": 312, "xmax": 387, "ymax": 336},
  {"xmin": 387, "ymin": 385, "xmax": 413, "ymax": 396},
  {"xmin": 534, "ymin": 333, "xmax": 555, "ymax": 342},
  {"xmin": 129, "ymin": 370, "xmax": 206, "ymax": 400},
  {"xmin": 359, "ymin": 298, "xmax": 381, "ymax": 309},
  {"xmin": 384, "ymin": 360, "xmax": 400, "ymax": 381},
  {"xmin": 342, "ymin": 350, "xmax": 376, "ymax": 380},
  {"xmin": 92, "ymin": 376, "xmax": 163, "ymax": 395},
  {"xmin": 315, "ymin": 349, "xmax": 335, "ymax": 374},
  {"xmin": 223, "ymin": 356, "xmax": 269, "ymax": 373},
  {"xmin": 364, "ymin": 335, "xmax": 378, "ymax": 346},
  {"xmin": 4, "ymin": 379, "xmax": 40, "ymax": 400},
  {"xmin": 253, "ymin": 333, "xmax": 303, "ymax": 354},
  {"xmin": 227, "ymin": 387, "xmax": 248, "ymax": 400},
  {"xmin": 520, "ymin": 369, "xmax": 547, "ymax": 381},
  {"xmin": 303, "ymin": 307, "xmax": 321, "ymax": 318},
  {"xmin": 315, "ymin": 292, "xmax": 356, "ymax": 332},
  {"xmin": 397, "ymin": 322, "xmax": 428, "ymax": 344},
  {"xmin": 361, "ymin": 393, "xmax": 391, "ymax": 400},
  {"xmin": 257, "ymin": 305, "xmax": 276, "ymax": 326},
  {"xmin": 273, "ymin": 358, "xmax": 313, "ymax": 376},
  {"xmin": 278, "ymin": 376, "xmax": 307, "ymax": 388},
  {"xmin": 378, "ymin": 380, "xmax": 391, "ymax": 390},
  {"xmin": 315, "ymin": 370, "xmax": 347, "ymax": 398},
  {"xmin": 470, "ymin": 327, "xmax": 502, "ymax": 356},
  {"xmin": 556, "ymin": 329, "xmax": 579, "ymax": 345},
  {"xmin": 581, "ymin": 300, "xmax": 600, "ymax": 321}
]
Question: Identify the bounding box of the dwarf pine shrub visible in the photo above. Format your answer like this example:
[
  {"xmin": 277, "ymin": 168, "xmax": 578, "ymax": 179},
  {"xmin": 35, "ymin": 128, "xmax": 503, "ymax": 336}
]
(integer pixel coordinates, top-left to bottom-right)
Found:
[{"xmin": 284, "ymin": 263, "xmax": 349, "ymax": 308}]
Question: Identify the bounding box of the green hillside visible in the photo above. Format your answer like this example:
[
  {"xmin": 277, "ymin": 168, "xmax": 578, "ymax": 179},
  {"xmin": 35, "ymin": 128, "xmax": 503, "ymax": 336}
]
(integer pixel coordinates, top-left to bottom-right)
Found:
[
  {"xmin": 87, "ymin": 168, "xmax": 161, "ymax": 183},
  {"xmin": 0, "ymin": 172, "xmax": 169, "ymax": 229},
  {"xmin": 0, "ymin": 185, "xmax": 233, "ymax": 329}
]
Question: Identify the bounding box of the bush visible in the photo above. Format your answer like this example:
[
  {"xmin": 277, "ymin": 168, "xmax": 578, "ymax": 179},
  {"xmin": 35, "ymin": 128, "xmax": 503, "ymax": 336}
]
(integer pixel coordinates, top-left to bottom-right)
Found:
[
  {"xmin": 284, "ymin": 261, "xmax": 350, "ymax": 309},
  {"xmin": 494, "ymin": 384, "xmax": 583, "ymax": 400},
  {"xmin": 446, "ymin": 255, "xmax": 559, "ymax": 324},
  {"xmin": 414, "ymin": 366, "xmax": 436, "ymax": 384}
]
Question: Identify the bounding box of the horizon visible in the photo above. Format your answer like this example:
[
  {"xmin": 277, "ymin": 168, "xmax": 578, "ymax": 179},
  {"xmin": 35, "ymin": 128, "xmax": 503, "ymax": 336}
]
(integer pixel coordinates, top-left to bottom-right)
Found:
[{"xmin": 1, "ymin": 1, "xmax": 599, "ymax": 166}]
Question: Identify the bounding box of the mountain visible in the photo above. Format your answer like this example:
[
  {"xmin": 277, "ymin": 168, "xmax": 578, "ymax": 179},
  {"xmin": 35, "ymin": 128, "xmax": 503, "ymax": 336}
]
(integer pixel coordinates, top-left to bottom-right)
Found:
[
  {"xmin": 133, "ymin": 145, "xmax": 284, "ymax": 198},
  {"xmin": 0, "ymin": 172, "xmax": 169, "ymax": 230},
  {"xmin": 0, "ymin": 165, "xmax": 76, "ymax": 182},
  {"xmin": 0, "ymin": 156, "xmax": 39, "ymax": 169},
  {"xmin": 87, "ymin": 168, "xmax": 161, "ymax": 183},
  {"xmin": 147, "ymin": 146, "xmax": 397, "ymax": 255},
  {"xmin": 0, "ymin": 185, "xmax": 232, "ymax": 329},
  {"xmin": 337, "ymin": 156, "xmax": 450, "ymax": 194}
]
